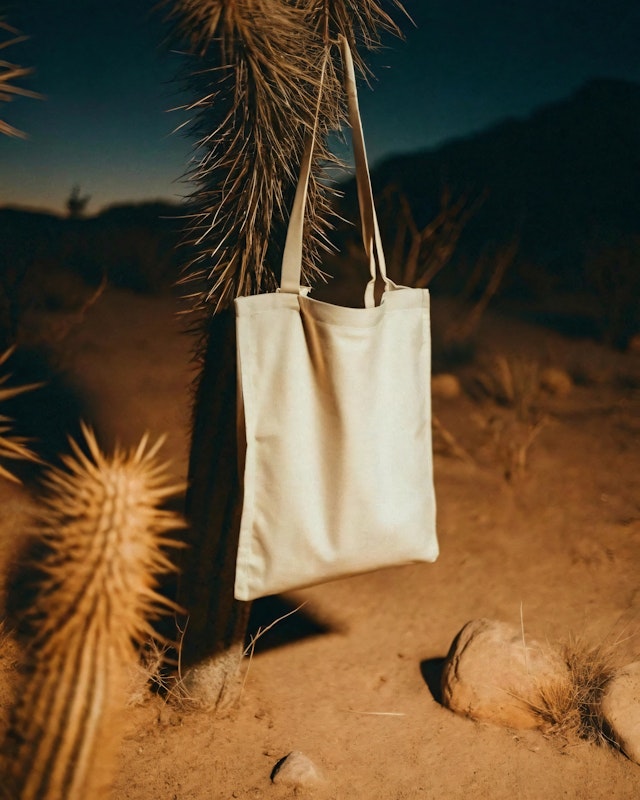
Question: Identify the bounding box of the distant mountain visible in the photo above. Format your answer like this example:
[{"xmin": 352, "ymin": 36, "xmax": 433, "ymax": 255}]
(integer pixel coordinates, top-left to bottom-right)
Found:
[
  {"xmin": 0, "ymin": 200, "xmax": 184, "ymax": 294},
  {"xmin": 361, "ymin": 78, "xmax": 640, "ymax": 309},
  {"xmin": 2, "ymin": 82, "xmax": 639, "ymax": 346}
]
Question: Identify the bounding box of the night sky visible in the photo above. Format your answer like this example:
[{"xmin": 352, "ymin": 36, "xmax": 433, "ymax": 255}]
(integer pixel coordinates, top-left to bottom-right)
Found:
[{"xmin": 1, "ymin": 0, "xmax": 639, "ymax": 214}]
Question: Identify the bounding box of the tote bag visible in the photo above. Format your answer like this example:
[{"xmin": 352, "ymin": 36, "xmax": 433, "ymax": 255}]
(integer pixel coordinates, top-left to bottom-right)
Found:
[{"xmin": 234, "ymin": 37, "xmax": 438, "ymax": 601}]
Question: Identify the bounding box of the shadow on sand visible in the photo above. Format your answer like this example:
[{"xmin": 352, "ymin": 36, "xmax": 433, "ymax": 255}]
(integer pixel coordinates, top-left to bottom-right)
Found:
[
  {"xmin": 419, "ymin": 657, "xmax": 446, "ymax": 705},
  {"xmin": 246, "ymin": 594, "xmax": 335, "ymax": 654}
]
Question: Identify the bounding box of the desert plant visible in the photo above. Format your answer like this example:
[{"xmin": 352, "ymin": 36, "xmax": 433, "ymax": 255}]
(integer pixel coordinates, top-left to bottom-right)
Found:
[
  {"xmin": 165, "ymin": 0, "xmax": 408, "ymax": 710},
  {"xmin": 0, "ymin": 425, "xmax": 184, "ymax": 800},
  {"xmin": 375, "ymin": 185, "xmax": 514, "ymax": 360},
  {"xmin": 443, "ymin": 239, "xmax": 518, "ymax": 345},
  {"xmin": 0, "ymin": 20, "xmax": 40, "ymax": 138},
  {"xmin": 483, "ymin": 412, "xmax": 548, "ymax": 482},
  {"xmin": 473, "ymin": 354, "xmax": 548, "ymax": 481},
  {"xmin": 0, "ymin": 347, "xmax": 41, "ymax": 482},
  {"xmin": 0, "ymin": 18, "xmax": 41, "ymax": 349},
  {"xmin": 65, "ymin": 185, "xmax": 91, "ymax": 219},
  {"xmin": 474, "ymin": 354, "xmax": 543, "ymax": 424},
  {"xmin": 529, "ymin": 636, "xmax": 621, "ymax": 745},
  {"xmin": 381, "ymin": 184, "xmax": 481, "ymax": 289},
  {"xmin": 169, "ymin": 1, "xmax": 335, "ymax": 311}
]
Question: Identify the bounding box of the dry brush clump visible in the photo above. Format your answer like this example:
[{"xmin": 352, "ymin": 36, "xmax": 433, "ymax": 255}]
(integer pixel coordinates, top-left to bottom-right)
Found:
[
  {"xmin": 474, "ymin": 354, "xmax": 543, "ymax": 424},
  {"xmin": 529, "ymin": 636, "xmax": 621, "ymax": 746},
  {"xmin": 0, "ymin": 425, "xmax": 185, "ymax": 800},
  {"xmin": 472, "ymin": 354, "xmax": 549, "ymax": 480}
]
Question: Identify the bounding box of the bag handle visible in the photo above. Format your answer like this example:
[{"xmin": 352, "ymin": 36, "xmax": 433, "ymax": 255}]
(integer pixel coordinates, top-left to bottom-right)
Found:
[{"xmin": 280, "ymin": 35, "xmax": 390, "ymax": 307}]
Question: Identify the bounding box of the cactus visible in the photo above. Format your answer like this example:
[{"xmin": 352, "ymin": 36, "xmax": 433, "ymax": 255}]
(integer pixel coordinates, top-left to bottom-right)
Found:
[
  {"xmin": 168, "ymin": 0, "xmax": 404, "ymax": 314},
  {"xmin": 1, "ymin": 425, "xmax": 185, "ymax": 800}
]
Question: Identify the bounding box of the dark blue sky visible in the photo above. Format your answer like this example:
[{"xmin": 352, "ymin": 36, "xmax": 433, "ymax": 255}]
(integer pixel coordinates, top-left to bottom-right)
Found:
[{"xmin": 1, "ymin": 0, "xmax": 639, "ymax": 213}]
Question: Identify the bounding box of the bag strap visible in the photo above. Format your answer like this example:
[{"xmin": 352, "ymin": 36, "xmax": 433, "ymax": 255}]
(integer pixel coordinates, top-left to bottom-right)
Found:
[{"xmin": 280, "ymin": 35, "xmax": 389, "ymax": 307}]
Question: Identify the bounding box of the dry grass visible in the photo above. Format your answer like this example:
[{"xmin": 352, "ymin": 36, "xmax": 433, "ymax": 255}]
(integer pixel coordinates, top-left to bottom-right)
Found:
[
  {"xmin": 474, "ymin": 354, "xmax": 543, "ymax": 423},
  {"xmin": 483, "ymin": 413, "xmax": 548, "ymax": 482},
  {"xmin": 530, "ymin": 636, "xmax": 621, "ymax": 746},
  {"xmin": 472, "ymin": 354, "xmax": 549, "ymax": 480},
  {"xmin": 143, "ymin": 602, "xmax": 312, "ymax": 712},
  {"xmin": 126, "ymin": 638, "xmax": 175, "ymax": 707}
]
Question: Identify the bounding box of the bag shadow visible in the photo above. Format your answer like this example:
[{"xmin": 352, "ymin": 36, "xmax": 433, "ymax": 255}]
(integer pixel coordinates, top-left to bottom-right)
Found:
[{"xmin": 246, "ymin": 595, "xmax": 335, "ymax": 654}]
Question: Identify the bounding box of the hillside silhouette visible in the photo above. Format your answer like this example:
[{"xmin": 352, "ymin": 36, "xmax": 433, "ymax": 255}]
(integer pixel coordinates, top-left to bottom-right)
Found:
[
  {"xmin": 0, "ymin": 200, "xmax": 185, "ymax": 348},
  {"xmin": 371, "ymin": 78, "xmax": 640, "ymax": 275},
  {"xmin": 2, "ymin": 79, "xmax": 639, "ymax": 347},
  {"xmin": 0, "ymin": 200, "xmax": 182, "ymax": 291},
  {"xmin": 352, "ymin": 78, "xmax": 640, "ymax": 345}
]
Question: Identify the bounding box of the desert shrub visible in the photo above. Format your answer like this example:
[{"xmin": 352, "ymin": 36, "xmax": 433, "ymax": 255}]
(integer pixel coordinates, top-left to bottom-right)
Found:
[
  {"xmin": 471, "ymin": 355, "xmax": 548, "ymax": 480},
  {"xmin": 473, "ymin": 354, "xmax": 542, "ymax": 424},
  {"xmin": 530, "ymin": 637, "xmax": 620, "ymax": 745}
]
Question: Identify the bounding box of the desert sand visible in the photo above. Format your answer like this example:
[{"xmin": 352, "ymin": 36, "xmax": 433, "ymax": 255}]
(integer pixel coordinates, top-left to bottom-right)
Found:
[{"xmin": 1, "ymin": 284, "xmax": 639, "ymax": 799}]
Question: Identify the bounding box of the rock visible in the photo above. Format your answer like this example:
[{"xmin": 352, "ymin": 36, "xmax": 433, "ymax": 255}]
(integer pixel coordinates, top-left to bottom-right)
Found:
[
  {"xmin": 627, "ymin": 334, "xmax": 640, "ymax": 355},
  {"xmin": 270, "ymin": 751, "xmax": 324, "ymax": 788},
  {"xmin": 600, "ymin": 661, "xmax": 640, "ymax": 764},
  {"xmin": 441, "ymin": 618, "xmax": 570, "ymax": 730},
  {"xmin": 177, "ymin": 651, "xmax": 243, "ymax": 712},
  {"xmin": 432, "ymin": 373, "xmax": 462, "ymax": 399},
  {"xmin": 539, "ymin": 367, "xmax": 572, "ymax": 397}
]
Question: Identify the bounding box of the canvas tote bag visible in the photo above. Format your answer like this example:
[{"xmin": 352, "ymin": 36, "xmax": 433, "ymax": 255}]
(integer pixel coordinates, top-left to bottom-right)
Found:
[{"xmin": 234, "ymin": 37, "xmax": 438, "ymax": 601}]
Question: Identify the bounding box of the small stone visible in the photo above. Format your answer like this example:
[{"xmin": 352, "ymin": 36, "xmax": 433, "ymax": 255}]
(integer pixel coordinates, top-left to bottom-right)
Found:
[
  {"xmin": 270, "ymin": 751, "xmax": 323, "ymax": 788},
  {"xmin": 600, "ymin": 661, "xmax": 640, "ymax": 764},
  {"xmin": 627, "ymin": 334, "xmax": 640, "ymax": 354},
  {"xmin": 539, "ymin": 367, "xmax": 572, "ymax": 397},
  {"xmin": 441, "ymin": 618, "xmax": 570, "ymax": 730},
  {"xmin": 432, "ymin": 373, "xmax": 462, "ymax": 399}
]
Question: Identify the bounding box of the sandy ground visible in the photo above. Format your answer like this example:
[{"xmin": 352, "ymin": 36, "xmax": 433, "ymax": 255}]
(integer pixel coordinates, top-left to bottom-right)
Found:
[{"xmin": 1, "ymin": 285, "xmax": 639, "ymax": 799}]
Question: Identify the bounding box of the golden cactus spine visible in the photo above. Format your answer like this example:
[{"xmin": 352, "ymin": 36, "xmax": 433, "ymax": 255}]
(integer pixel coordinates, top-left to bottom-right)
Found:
[
  {"xmin": 2, "ymin": 425, "xmax": 184, "ymax": 800},
  {"xmin": 0, "ymin": 347, "xmax": 41, "ymax": 482}
]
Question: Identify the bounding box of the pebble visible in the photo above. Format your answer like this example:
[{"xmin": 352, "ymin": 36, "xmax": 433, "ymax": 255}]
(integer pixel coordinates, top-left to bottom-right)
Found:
[
  {"xmin": 270, "ymin": 751, "xmax": 324, "ymax": 788},
  {"xmin": 432, "ymin": 373, "xmax": 462, "ymax": 399}
]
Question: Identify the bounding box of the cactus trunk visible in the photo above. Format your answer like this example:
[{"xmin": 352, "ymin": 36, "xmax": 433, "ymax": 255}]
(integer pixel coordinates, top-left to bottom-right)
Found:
[{"xmin": 177, "ymin": 309, "xmax": 251, "ymax": 710}]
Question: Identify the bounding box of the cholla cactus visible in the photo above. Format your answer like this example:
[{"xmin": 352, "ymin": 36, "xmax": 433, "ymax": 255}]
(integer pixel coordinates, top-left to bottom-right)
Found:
[
  {"xmin": 167, "ymin": 0, "xmax": 406, "ymax": 312},
  {"xmin": 0, "ymin": 347, "xmax": 41, "ymax": 483},
  {"xmin": 2, "ymin": 425, "xmax": 185, "ymax": 800}
]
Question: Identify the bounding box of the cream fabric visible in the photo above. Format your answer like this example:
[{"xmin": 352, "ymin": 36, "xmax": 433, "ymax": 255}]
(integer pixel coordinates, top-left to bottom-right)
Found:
[{"xmin": 233, "ymin": 38, "xmax": 438, "ymax": 601}]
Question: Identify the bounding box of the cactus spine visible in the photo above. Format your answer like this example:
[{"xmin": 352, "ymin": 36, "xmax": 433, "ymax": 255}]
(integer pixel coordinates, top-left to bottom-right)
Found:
[{"xmin": 0, "ymin": 347, "xmax": 41, "ymax": 482}]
